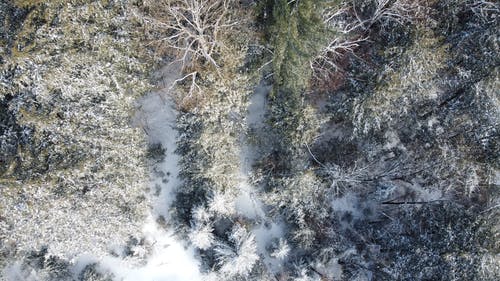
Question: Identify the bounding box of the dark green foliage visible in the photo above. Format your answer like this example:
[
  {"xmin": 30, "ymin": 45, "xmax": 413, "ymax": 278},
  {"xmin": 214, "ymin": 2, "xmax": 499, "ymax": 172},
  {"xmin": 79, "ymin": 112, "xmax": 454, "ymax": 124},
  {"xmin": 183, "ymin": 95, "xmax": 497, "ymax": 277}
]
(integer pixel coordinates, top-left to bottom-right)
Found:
[
  {"xmin": 44, "ymin": 255, "xmax": 72, "ymax": 280},
  {"xmin": 24, "ymin": 246, "xmax": 49, "ymax": 269},
  {"xmin": 174, "ymin": 113, "xmax": 210, "ymax": 225},
  {"xmin": 79, "ymin": 263, "xmax": 114, "ymax": 281},
  {"xmin": 146, "ymin": 143, "xmax": 166, "ymax": 163},
  {"xmin": 22, "ymin": 247, "xmax": 73, "ymax": 280},
  {"xmin": 267, "ymin": 0, "xmax": 325, "ymax": 93},
  {"xmin": 257, "ymin": 0, "xmax": 328, "ymax": 171}
]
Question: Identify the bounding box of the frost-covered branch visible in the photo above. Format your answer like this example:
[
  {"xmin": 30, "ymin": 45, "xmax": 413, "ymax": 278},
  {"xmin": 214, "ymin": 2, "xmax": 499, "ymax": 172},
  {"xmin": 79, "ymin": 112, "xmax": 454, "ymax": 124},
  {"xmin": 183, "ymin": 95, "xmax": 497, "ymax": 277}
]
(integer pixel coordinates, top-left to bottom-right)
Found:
[
  {"xmin": 189, "ymin": 223, "xmax": 215, "ymax": 250},
  {"xmin": 311, "ymin": 37, "xmax": 367, "ymax": 78},
  {"xmin": 324, "ymin": 0, "xmax": 423, "ymax": 34},
  {"xmin": 467, "ymin": 0, "xmax": 500, "ymax": 23},
  {"xmin": 215, "ymin": 225, "xmax": 259, "ymax": 277},
  {"xmin": 143, "ymin": 0, "xmax": 234, "ymax": 70},
  {"xmin": 356, "ymin": 0, "xmax": 422, "ymax": 30}
]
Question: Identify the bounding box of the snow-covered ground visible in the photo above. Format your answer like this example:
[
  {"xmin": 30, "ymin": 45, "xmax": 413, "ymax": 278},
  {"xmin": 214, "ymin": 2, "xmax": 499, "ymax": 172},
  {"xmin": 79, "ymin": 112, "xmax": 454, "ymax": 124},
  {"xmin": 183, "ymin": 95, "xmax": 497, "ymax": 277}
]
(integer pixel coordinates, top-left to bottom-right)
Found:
[
  {"xmin": 106, "ymin": 87, "xmax": 202, "ymax": 280},
  {"xmin": 2, "ymin": 71, "xmax": 289, "ymax": 281},
  {"xmin": 89, "ymin": 69, "xmax": 276, "ymax": 281},
  {"xmin": 2, "ymin": 70, "xmax": 204, "ymax": 280},
  {"xmin": 100, "ymin": 64, "xmax": 204, "ymax": 280},
  {"xmin": 76, "ymin": 64, "xmax": 203, "ymax": 280}
]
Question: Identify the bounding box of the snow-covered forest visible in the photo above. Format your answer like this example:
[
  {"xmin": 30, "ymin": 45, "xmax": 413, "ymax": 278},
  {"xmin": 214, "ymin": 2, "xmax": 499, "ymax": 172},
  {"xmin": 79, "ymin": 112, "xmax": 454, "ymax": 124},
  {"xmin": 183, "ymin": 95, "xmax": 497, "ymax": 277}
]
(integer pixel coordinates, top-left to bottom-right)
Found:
[{"xmin": 0, "ymin": 0, "xmax": 498, "ymax": 280}]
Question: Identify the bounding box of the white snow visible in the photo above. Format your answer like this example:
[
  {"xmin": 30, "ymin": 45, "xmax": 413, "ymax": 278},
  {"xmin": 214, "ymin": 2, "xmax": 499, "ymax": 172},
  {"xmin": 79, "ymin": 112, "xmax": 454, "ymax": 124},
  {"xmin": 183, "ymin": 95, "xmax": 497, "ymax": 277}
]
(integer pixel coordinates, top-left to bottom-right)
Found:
[
  {"xmin": 238, "ymin": 82, "xmax": 269, "ymax": 174},
  {"xmin": 253, "ymin": 221, "xmax": 287, "ymax": 272},
  {"xmin": 246, "ymin": 84, "xmax": 269, "ymax": 127},
  {"xmin": 215, "ymin": 225, "xmax": 259, "ymax": 277},
  {"xmin": 235, "ymin": 180, "xmax": 266, "ymax": 219},
  {"xmin": 25, "ymin": 86, "xmax": 207, "ymax": 281},
  {"xmin": 234, "ymin": 82, "xmax": 268, "ymax": 221},
  {"xmin": 331, "ymin": 192, "xmax": 363, "ymax": 220},
  {"xmin": 65, "ymin": 63, "xmax": 204, "ymax": 281},
  {"xmin": 209, "ymin": 190, "xmax": 236, "ymax": 217},
  {"xmin": 189, "ymin": 223, "xmax": 215, "ymax": 250},
  {"xmin": 270, "ymin": 238, "xmax": 290, "ymax": 260},
  {"xmin": 133, "ymin": 90, "xmax": 181, "ymax": 218},
  {"xmin": 234, "ymin": 82, "xmax": 292, "ymax": 273},
  {"xmin": 98, "ymin": 217, "xmax": 203, "ymax": 281},
  {"xmin": 314, "ymin": 258, "xmax": 343, "ymax": 281},
  {"xmin": 383, "ymin": 131, "xmax": 401, "ymax": 150}
]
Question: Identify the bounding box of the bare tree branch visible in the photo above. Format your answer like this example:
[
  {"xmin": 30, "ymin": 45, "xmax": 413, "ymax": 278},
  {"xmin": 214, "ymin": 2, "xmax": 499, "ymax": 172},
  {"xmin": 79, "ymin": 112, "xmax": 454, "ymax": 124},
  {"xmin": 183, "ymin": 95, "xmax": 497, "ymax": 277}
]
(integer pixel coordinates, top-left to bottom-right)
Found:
[{"xmin": 142, "ymin": 0, "xmax": 235, "ymax": 70}]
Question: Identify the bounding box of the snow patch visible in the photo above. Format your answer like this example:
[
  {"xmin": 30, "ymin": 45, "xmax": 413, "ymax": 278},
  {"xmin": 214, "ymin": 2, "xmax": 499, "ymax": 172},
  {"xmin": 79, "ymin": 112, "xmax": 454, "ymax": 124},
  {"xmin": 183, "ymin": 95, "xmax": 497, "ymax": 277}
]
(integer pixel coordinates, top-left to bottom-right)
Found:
[
  {"xmin": 383, "ymin": 131, "xmax": 403, "ymax": 150},
  {"xmin": 235, "ymin": 181, "xmax": 266, "ymax": 219},
  {"xmin": 253, "ymin": 221, "xmax": 287, "ymax": 273},
  {"xmin": 116, "ymin": 76, "xmax": 203, "ymax": 280},
  {"xmin": 133, "ymin": 91, "xmax": 181, "ymax": 218},
  {"xmin": 246, "ymin": 84, "xmax": 269, "ymax": 127},
  {"xmin": 331, "ymin": 192, "xmax": 363, "ymax": 220},
  {"xmin": 99, "ymin": 217, "xmax": 202, "ymax": 281}
]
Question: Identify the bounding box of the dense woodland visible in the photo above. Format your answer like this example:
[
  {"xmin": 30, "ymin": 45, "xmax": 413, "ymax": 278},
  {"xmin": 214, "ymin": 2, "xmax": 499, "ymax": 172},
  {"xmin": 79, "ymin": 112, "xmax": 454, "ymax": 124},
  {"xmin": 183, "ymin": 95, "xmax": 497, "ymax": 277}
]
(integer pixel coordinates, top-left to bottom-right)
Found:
[{"xmin": 0, "ymin": 0, "xmax": 498, "ymax": 280}]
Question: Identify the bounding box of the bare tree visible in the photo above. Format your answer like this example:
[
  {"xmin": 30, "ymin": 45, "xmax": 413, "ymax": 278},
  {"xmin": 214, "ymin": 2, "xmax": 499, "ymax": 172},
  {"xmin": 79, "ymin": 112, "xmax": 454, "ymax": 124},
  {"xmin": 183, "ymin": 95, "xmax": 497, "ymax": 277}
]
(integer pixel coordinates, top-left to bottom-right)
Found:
[
  {"xmin": 340, "ymin": 0, "xmax": 423, "ymax": 31},
  {"xmin": 143, "ymin": 0, "xmax": 235, "ymax": 70},
  {"xmin": 311, "ymin": 0, "xmax": 425, "ymax": 81},
  {"xmin": 306, "ymin": 144, "xmax": 403, "ymax": 194},
  {"xmin": 310, "ymin": 36, "xmax": 366, "ymax": 79},
  {"xmin": 310, "ymin": 1, "xmax": 368, "ymax": 79},
  {"xmin": 141, "ymin": 0, "xmax": 236, "ymax": 107}
]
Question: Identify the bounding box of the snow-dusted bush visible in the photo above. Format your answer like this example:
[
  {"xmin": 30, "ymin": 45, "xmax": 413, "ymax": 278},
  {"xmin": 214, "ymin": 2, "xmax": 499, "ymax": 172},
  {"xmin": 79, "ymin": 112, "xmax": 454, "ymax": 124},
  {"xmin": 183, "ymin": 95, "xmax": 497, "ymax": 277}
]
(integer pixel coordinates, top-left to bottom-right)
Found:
[
  {"xmin": 215, "ymin": 225, "xmax": 259, "ymax": 277},
  {"xmin": 189, "ymin": 223, "xmax": 215, "ymax": 250},
  {"xmin": 0, "ymin": 0, "xmax": 152, "ymax": 260},
  {"xmin": 209, "ymin": 191, "xmax": 236, "ymax": 217},
  {"xmin": 270, "ymin": 239, "xmax": 290, "ymax": 260},
  {"xmin": 352, "ymin": 30, "xmax": 449, "ymax": 136}
]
